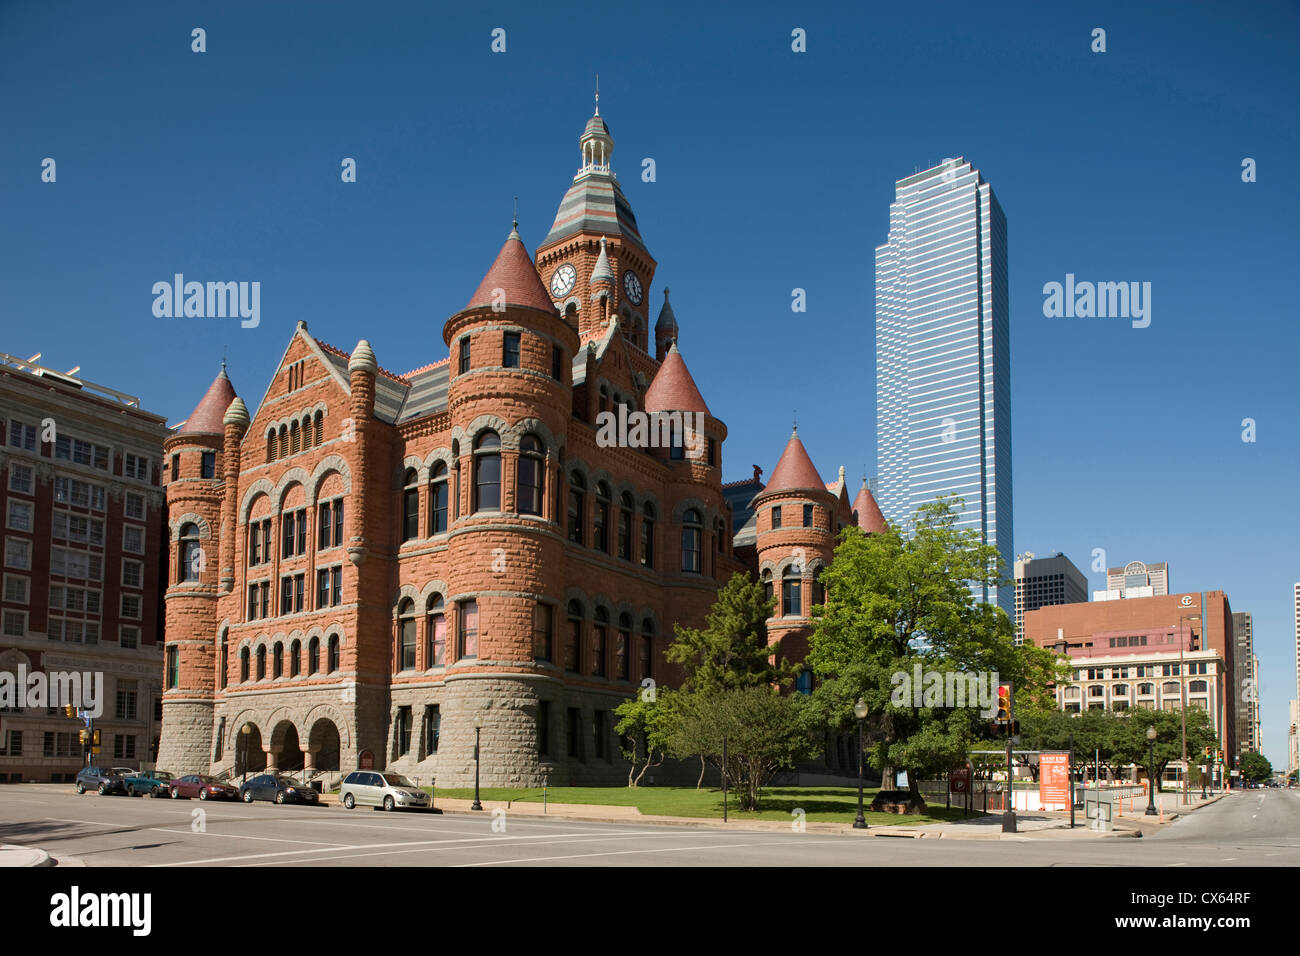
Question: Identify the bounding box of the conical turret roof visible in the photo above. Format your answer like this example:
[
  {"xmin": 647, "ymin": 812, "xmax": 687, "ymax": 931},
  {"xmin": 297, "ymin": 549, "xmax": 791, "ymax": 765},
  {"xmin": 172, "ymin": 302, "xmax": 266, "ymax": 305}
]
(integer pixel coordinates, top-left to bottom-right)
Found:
[
  {"xmin": 761, "ymin": 429, "xmax": 824, "ymax": 495},
  {"xmin": 644, "ymin": 342, "xmax": 709, "ymax": 415},
  {"xmin": 465, "ymin": 224, "xmax": 558, "ymax": 314},
  {"xmin": 853, "ymin": 480, "xmax": 888, "ymax": 534},
  {"xmin": 655, "ymin": 288, "xmax": 678, "ymax": 334},
  {"xmin": 180, "ymin": 364, "xmax": 237, "ymax": 434}
]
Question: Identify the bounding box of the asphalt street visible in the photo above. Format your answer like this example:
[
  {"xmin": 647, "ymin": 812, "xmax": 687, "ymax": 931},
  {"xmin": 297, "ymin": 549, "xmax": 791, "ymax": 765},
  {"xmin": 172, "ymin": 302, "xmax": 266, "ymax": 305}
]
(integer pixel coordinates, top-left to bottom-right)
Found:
[{"xmin": 0, "ymin": 784, "xmax": 1296, "ymax": 867}]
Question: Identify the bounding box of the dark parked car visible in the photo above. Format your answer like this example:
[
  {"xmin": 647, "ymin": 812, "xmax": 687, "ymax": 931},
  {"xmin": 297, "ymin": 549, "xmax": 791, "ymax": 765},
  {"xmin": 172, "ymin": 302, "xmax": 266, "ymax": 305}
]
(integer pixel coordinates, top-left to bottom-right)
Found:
[
  {"xmin": 75, "ymin": 766, "xmax": 131, "ymax": 795},
  {"xmin": 238, "ymin": 774, "xmax": 319, "ymax": 805},
  {"xmin": 124, "ymin": 770, "xmax": 175, "ymax": 797},
  {"xmin": 169, "ymin": 774, "xmax": 239, "ymax": 800}
]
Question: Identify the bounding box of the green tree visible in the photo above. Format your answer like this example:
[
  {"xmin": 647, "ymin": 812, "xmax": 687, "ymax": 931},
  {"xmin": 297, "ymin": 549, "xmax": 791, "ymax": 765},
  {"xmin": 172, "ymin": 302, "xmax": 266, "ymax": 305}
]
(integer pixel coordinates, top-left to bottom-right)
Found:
[
  {"xmin": 664, "ymin": 572, "xmax": 794, "ymax": 691},
  {"xmin": 673, "ymin": 686, "xmax": 819, "ymax": 811},
  {"xmin": 1109, "ymin": 707, "xmax": 1218, "ymax": 791},
  {"xmin": 1239, "ymin": 750, "xmax": 1272, "ymax": 783},
  {"xmin": 613, "ymin": 690, "xmax": 683, "ymax": 787},
  {"xmin": 807, "ymin": 497, "xmax": 1066, "ymax": 807}
]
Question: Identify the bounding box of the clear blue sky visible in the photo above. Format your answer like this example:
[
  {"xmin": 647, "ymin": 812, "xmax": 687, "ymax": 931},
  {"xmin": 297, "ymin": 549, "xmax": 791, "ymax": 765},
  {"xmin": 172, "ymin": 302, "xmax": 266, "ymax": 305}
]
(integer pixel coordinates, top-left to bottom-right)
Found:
[{"xmin": 3, "ymin": 1, "xmax": 1297, "ymax": 767}]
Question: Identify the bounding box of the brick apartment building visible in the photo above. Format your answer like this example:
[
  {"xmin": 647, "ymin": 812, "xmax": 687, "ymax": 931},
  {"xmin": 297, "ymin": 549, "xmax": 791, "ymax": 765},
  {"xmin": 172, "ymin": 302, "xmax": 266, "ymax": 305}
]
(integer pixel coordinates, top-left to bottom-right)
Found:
[
  {"xmin": 0, "ymin": 353, "xmax": 169, "ymax": 782},
  {"xmin": 1024, "ymin": 590, "xmax": 1238, "ymax": 762},
  {"xmin": 157, "ymin": 102, "xmax": 892, "ymax": 788}
]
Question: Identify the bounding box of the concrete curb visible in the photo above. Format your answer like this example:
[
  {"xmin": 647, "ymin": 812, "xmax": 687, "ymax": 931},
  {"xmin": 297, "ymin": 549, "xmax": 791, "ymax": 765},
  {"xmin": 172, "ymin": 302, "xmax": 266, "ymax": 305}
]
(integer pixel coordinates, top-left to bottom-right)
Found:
[{"xmin": 0, "ymin": 844, "xmax": 55, "ymax": 867}]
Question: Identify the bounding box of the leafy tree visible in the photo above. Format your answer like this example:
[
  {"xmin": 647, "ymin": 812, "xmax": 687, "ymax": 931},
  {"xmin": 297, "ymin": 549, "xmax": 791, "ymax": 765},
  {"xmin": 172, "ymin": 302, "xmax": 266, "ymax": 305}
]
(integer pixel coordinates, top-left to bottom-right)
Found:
[
  {"xmin": 1108, "ymin": 707, "xmax": 1218, "ymax": 791},
  {"xmin": 614, "ymin": 690, "xmax": 682, "ymax": 787},
  {"xmin": 807, "ymin": 497, "xmax": 1066, "ymax": 806},
  {"xmin": 673, "ymin": 686, "xmax": 819, "ymax": 811},
  {"xmin": 1239, "ymin": 750, "xmax": 1271, "ymax": 783}
]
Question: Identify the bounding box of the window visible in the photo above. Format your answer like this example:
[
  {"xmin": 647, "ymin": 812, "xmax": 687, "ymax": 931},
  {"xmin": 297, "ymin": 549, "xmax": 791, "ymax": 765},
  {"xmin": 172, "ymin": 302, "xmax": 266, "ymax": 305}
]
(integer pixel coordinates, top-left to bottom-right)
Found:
[
  {"xmin": 1189, "ymin": 680, "xmax": 1208, "ymax": 693},
  {"xmin": 565, "ymin": 601, "xmax": 582, "ymax": 672},
  {"xmin": 551, "ymin": 345, "xmax": 563, "ymax": 381},
  {"xmin": 124, "ymin": 492, "xmax": 145, "ymax": 520},
  {"xmin": 6, "ymin": 501, "xmax": 33, "ymax": 533},
  {"xmin": 424, "ymin": 705, "xmax": 441, "ymax": 754},
  {"xmin": 398, "ymin": 599, "xmax": 417, "ymax": 670},
  {"xmin": 616, "ymin": 614, "xmax": 631, "ymax": 680},
  {"xmin": 8, "ymin": 419, "xmax": 36, "ymax": 451},
  {"xmin": 707, "ymin": 437, "xmax": 717, "ymax": 467},
  {"xmin": 2, "ymin": 611, "xmax": 25, "ymax": 637},
  {"xmin": 120, "ymin": 625, "xmax": 139, "ymax": 650},
  {"xmin": 8, "ymin": 463, "xmax": 33, "ymax": 494},
  {"xmin": 124, "ymin": 454, "xmax": 149, "ymax": 481},
  {"xmin": 782, "ymin": 566, "xmax": 802, "ymax": 617},
  {"xmin": 592, "ymin": 711, "xmax": 607, "ymax": 760},
  {"xmin": 567, "ymin": 471, "xmax": 585, "ymax": 543},
  {"xmin": 256, "ymin": 646, "xmax": 267, "ymax": 680},
  {"xmin": 592, "ymin": 608, "xmax": 608, "ymax": 676},
  {"xmin": 1088, "ymin": 685, "xmax": 1104, "ymax": 698},
  {"xmin": 537, "ymin": 701, "xmax": 551, "ymax": 756},
  {"xmin": 796, "ymin": 670, "xmax": 813, "ymax": 695},
  {"xmin": 396, "ymin": 707, "xmax": 412, "ymax": 755},
  {"xmin": 429, "ymin": 462, "xmax": 449, "ymax": 533},
  {"xmin": 0, "ymin": 730, "xmax": 23, "ymax": 756},
  {"xmin": 458, "ymin": 600, "xmax": 479, "ymax": 658},
  {"xmin": 280, "ymin": 574, "xmax": 305, "ymax": 614},
  {"xmin": 803, "ymin": 504, "xmax": 814, "ymax": 528},
  {"xmin": 618, "ymin": 493, "xmax": 633, "ymax": 560},
  {"xmin": 459, "ymin": 336, "xmax": 471, "ymax": 374},
  {"xmin": 319, "ymin": 498, "xmax": 344, "ymax": 549},
  {"xmin": 240, "ymin": 647, "xmax": 250, "ymax": 682},
  {"xmin": 249, "ymin": 518, "xmax": 271, "ymax": 566},
  {"xmin": 217, "ymin": 634, "xmax": 227, "ymax": 687},
  {"xmin": 180, "ymin": 523, "xmax": 202, "ymax": 582},
  {"xmin": 503, "ymin": 331, "xmax": 521, "ymax": 368},
  {"xmin": 273, "ymin": 643, "xmax": 284, "ymax": 679},
  {"xmin": 640, "ymin": 503, "xmax": 655, "ymax": 567},
  {"xmin": 427, "ymin": 595, "xmax": 446, "ymax": 667},
  {"xmin": 121, "ymin": 594, "xmax": 141, "ymax": 619},
  {"xmin": 594, "ymin": 482, "xmax": 610, "ymax": 552},
  {"xmin": 812, "ymin": 567, "xmax": 825, "ymax": 606},
  {"xmin": 533, "ymin": 602, "xmax": 554, "ymax": 661},
  {"xmin": 517, "ymin": 436, "xmax": 544, "ymax": 516},
  {"xmin": 200, "ymin": 452, "xmax": 216, "ymax": 479},
  {"xmin": 640, "ymin": 619, "xmax": 654, "ymax": 682},
  {"xmin": 4, "ymin": 575, "xmax": 29, "ymax": 604},
  {"xmin": 287, "ymin": 639, "xmax": 300, "ymax": 677},
  {"xmin": 166, "ymin": 646, "xmax": 179, "ymax": 689},
  {"xmin": 308, "ymin": 637, "xmax": 319, "ymax": 675},
  {"xmin": 113, "ymin": 735, "xmax": 137, "ymax": 761},
  {"xmin": 473, "ymin": 432, "xmax": 501, "ymax": 511},
  {"xmin": 1137, "ymin": 682, "xmax": 1154, "ymax": 696},
  {"xmin": 5, "ymin": 539, "xmax": 30, "ymax": 570},
  {"xmin": 771, "ymin": 506, "xmax": 782, "ymax": 530},
  {"xmin": 328, "ymin": 635, "xmax": 340, "ymax": 672},
  {"xmin": 567, "ymin": 707, "xmax": 581, "ymax": 758},
  {"xmin": 402, "ymin": 469, "xmax": 420, "ymax": 541},
  {"xmin": 681, "ymin": 509, "xmax": 702, "ymax": 573}
]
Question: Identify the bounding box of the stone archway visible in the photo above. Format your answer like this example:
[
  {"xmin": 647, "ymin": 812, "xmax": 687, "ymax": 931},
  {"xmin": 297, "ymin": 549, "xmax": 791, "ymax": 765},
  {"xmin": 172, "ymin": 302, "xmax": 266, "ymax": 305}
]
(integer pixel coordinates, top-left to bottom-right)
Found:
[
  {"xmin": 270, "ymin": 720, "xmax": 301, "ymax": 773},
  {"xmin": 308, "ymin": 718, "xmax": 341, "ymax": 772},
  {"xmin": 233, "ymin": 723, "xmax": 266, "ymax": 777}
]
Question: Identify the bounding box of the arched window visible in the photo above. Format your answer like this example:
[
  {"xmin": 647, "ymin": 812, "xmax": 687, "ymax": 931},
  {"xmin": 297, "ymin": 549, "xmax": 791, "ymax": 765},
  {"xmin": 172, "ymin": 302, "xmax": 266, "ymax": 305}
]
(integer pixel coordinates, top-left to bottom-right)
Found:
[
  {"xmin": 782, "ymin": 565, "xmax": 802, "ymax": 617},
  {"xmin": 640, "ymin": 618, "xmax": 654, "ymax": 682},
  {"xmin": 594, "ymin": 482, "xmax": 610, "ymax": 552},
  {"xmin": 278, "ymin": 425, "xmax": 289, "ymax": 459},
  {"xmin": 426, "ymin": 594, "xmax": 446, "ymax": 666},
  {"xmin": 474, "ymin": 431, "xmax": 501, "ymax": 512},
  {"xmin": 1088, "ymin": 685, "xmax": 1105, "ymax": 698},
  {"xmin": 308, "ymin": 636, "xmax": 319, "ymax": 675},
  {"xmin": 517, "ymin": 435, "xmax": 544, "ymax": 516},
  {"xmin": 762, "ymin": 569, "xmax": 774, "ymax": 608},
  {"xmin": 402, "ymin": 468, "xmax": 420, "ymax": 542},
  {"xmin": 289, "ymin": 639, "xmax": 300, "ymax": 678},
  {"xmin": 266, "ymin": 431, "xmax": 276, "ymax": 462},
  {"xmin": 457, "ymin": 601, "xmax": 479, "ymax": 659},
  {"xmin": 565, "ymin": 600, "xmax": 583, "ymax": 673},
  {"xmin": 179, "ymin": 522, "xmax": 202, "ymax": 582},
  {"xmin": 428, "ymin": 461, "xmax": 449, "ymax": 534},
  {"xmin": 567, "ymin": 471, "xmax": 585, "ymax": 544},
  {"xmin": 616, "ymin": 613, "xmax": 631, "ymax": 680},
  {"xmin": 812, "ymin": 566, "xmax": 825, "ymax": 606},
  {"xmin": 256, "ymin": 645, "xmax": 267, "ymax": 680},
  {"xmin": 532, "ymin": 603, "xmax": 554, "ymax": 661},
  {"xmin": 1161, "ymin": 681, "xmax": 1180, "ymax": 696},
  {"xmin": 303, "ymin": 415, "xmax": 313, "ymax": 448},
  {"xmin": 313, "ymin": 411, "xmax": 324, "ymax": 446},
  {"xmin": 640, "ymin": 502, "xmax": 655, "ymax": 568},
  {"xmin": 1189, "ymin": 680, "xmax": 1207, "ymax": 693},
  {"xmin": 273, "ymin": 643, "xmax": 284, "ymax": 678},
  {"xmin": 327, "ymin": 634, "xmax": 340, "ymax": 673},
  {"xmin": 681, "ymin": 509, "xmax": 702, "ymax": 573},
  {"xmin": 398, "ymin": 598, "xmax": 416, "ymax": 671},
  {"xmin": 240, "ymin": 647, "xmax": 250, "ymax": 683},
  {"xmin": 1137, "ymin": 683, "xmax": 1154, "ymax": 696},
  {"xmin": 592, "ymin": 607, "xmax": 608, "ymax": 677},
  {"xmin": 618, "ymin": 493, "xmax": 634, "ymax": 560},
  {"xmin": 290, "ymin": 420, "xmax": 300, "ymax": 455},
  {"xmin": 218, "ymin": 632, "xmax": 228, "ymax": 690}
]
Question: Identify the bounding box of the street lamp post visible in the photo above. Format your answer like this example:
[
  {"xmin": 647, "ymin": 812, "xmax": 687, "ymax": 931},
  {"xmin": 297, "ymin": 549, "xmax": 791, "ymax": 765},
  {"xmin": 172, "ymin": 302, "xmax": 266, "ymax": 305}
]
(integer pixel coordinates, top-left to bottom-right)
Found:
[
  {"xmin": 853, "ymin": 698, "xmax": 869, "ymax": 829},
  {"xmin": 239, "ymin": 723, "xmax": 251, "ymax": 785},
  {"xmin": 471, "ymin": 715, "xmax": 483, "ymax": 811},
  {"xmin": 1145, "ymin": 725, "xmax": 1159, "ymax": 815},
  {"xmin": 1174, "ymin": 613, "xmax": 1200, "ymax": 806}
]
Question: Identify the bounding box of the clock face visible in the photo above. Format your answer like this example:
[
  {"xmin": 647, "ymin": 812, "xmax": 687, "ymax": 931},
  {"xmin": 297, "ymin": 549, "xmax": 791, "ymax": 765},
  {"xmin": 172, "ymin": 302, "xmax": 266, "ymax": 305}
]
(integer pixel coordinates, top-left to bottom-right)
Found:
[
  {"xmin": 623, "ymin": 270, "xmax": 643, "ymax": 305},
  {"xmin": 550, "ymin": 263, "xmax": 576, "ymax": 298}
]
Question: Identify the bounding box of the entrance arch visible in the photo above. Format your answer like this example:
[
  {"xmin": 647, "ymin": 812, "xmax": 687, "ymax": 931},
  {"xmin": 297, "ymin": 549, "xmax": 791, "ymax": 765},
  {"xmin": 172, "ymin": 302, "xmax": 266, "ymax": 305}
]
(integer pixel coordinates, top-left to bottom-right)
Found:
[
  {"xmin": 308, "ymin": 718, "xmax": 341, "ymax": 772},
  {"xmin": 233, "ymin": 723, "xmax": 265, "ymax": 777},
  {"xmin": 271, "ymin": 721, "xmax": 301, "ymax": 773}
]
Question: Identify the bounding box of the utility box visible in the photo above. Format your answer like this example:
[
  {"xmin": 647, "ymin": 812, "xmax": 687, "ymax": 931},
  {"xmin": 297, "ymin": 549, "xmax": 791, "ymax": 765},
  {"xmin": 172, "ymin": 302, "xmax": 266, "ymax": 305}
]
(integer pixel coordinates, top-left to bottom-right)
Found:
[{"xmin": 1083, "ymin": 791, "xmax": 1115, "ymax": 832}]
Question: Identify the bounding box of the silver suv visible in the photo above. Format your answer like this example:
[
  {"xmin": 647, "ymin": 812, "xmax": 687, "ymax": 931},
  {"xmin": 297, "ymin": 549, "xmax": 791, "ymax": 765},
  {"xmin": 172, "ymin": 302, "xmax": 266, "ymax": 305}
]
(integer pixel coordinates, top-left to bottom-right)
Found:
[{"xmin": 340, "ymin": 770, "xmax": 430, "ymax": 811}]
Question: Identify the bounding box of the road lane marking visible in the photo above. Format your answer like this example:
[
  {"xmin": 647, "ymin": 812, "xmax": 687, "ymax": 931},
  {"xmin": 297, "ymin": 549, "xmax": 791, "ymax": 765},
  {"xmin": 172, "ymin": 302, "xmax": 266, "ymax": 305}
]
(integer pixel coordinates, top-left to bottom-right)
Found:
[
  {"xmin": 152, "ymin": 828, "xmax": 349, "ymax": 848},
  {"xmin": 453, "ymin": 838, "xmax": 848, "ymax": 866}
]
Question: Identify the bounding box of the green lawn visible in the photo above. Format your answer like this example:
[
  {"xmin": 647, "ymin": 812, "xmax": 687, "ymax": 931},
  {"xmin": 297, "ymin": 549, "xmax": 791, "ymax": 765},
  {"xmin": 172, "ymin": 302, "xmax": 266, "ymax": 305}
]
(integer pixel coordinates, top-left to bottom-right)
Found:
[{"xmin": 425, "ymin": 784, "xmax": 981, "ymax": 825}]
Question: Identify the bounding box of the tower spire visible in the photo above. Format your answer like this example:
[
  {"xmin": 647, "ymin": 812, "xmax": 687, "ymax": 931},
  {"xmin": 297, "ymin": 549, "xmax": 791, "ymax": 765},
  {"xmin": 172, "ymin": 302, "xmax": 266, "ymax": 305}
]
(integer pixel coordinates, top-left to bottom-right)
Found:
[{"xmin": 594, "ymin": 74, "xmax": 600, "ymax": 115}]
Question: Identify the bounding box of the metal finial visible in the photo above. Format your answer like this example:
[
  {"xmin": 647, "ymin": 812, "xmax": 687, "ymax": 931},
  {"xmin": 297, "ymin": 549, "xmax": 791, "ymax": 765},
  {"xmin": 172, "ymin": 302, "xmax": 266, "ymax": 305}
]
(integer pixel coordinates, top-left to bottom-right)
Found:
[{"xmin": 594, "ymin": 74, "xmax": 600, "ymax": 114}]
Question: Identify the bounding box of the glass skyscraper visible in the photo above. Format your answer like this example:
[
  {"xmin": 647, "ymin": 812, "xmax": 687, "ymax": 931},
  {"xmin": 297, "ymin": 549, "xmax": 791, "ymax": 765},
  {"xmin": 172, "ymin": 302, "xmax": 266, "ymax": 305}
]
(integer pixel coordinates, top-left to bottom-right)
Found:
[{"xmin": 875, "ymin": 158, "xmax": 1013, "ymax": 613}]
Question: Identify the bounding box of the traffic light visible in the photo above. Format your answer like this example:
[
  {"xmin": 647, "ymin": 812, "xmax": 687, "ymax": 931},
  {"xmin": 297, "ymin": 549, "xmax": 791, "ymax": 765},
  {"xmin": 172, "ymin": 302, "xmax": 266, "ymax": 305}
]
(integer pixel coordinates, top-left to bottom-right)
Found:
[
  {"xmin": 64, "ymin": 705, "xmax": 76, "ymax": 719},
  {"xmin": 995, "ymin": 684, "xmax": 1012, "ymax": 722},
  {"xmin": 92, "ymin": 729, "xmax": 101, "ymax": 746},
  {"xmin": 1204, "ymin": 746, "xmax": 1211, "ymax": 758},
  {"xmin": 78, "ymin": 729, "xmax": 88, "ymax": 744}
]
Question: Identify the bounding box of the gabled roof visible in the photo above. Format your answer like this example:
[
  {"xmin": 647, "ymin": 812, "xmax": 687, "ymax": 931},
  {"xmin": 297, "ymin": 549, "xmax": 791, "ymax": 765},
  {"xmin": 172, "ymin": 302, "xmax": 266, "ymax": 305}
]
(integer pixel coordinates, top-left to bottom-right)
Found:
[
  {"xmin": 179, "ymin": 365, "xmax": 237, "ymax": 434},
  {"xmin": 644, "ymin": 343, "xmax": 709, "ymax": 415},
  {"xmin": 760, "ymin": 429, "xmax": 824, "ymax": 496},
  {"xmin": 853, "ymin": 481, "xmax": 888, "ymax": 534},
  {"xmin": 465, "ymin": 225, "xmax": 558, "ymax": 315}
]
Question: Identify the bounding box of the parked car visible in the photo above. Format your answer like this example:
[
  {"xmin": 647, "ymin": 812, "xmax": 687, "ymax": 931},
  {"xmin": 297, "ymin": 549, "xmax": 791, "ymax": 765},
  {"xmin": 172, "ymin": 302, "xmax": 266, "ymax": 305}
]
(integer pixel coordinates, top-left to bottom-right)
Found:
[
  {"xmin": 239, "ymin": 774, "xmax": 319, "ymax": 805},
  {"xmin": 75, "ymin": 766, "xmax": 130, "ymax": 795},
  {"xmin": 340, "ymin": 771, "xmax": 430, "ymax": 811},
  {"xmin": 169, "ymin": 774, "xmax": 239, "ymax": 801},
  {"xmin": 124, "ymin": 770, "xmax": 175, "ymax": 797}
]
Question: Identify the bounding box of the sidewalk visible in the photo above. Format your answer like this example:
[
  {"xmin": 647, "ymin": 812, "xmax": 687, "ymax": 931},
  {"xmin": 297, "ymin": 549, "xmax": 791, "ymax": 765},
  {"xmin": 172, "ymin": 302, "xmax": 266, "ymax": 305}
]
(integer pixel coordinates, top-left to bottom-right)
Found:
[{"xmin": 0, "ymin": 843, "xmax": 54, "ymax": 867}]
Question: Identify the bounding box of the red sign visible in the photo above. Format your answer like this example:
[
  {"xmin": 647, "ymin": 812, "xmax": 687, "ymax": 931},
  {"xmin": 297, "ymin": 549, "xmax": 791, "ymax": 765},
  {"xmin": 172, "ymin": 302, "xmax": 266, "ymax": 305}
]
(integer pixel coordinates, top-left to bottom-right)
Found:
[
  {"xmin": 1039, "ymin": 752, "xmax": 1070, "ymax": 805},
  {"xmin": 950, "ymin": 767, "xmax": 971, "ymax": 793},
  {"xmin": 358, "ymin": 750, "xmax": 374, "ymax": 770}
]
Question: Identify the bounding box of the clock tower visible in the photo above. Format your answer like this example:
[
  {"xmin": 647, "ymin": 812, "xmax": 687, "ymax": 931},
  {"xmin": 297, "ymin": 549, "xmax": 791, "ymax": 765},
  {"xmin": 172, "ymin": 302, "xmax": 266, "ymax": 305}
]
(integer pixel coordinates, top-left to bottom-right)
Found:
[{"xmin": 535, "ymin": 94, "xmax": 658, "ymax": 351}]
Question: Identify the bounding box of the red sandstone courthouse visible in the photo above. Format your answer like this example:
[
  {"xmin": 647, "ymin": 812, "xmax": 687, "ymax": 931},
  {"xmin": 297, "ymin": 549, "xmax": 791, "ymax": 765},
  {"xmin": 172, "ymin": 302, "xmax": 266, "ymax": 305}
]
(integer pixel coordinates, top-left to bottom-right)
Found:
[{"xmin": 156, "ymin": 104, "xmax": 887, "ymax": 786}]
